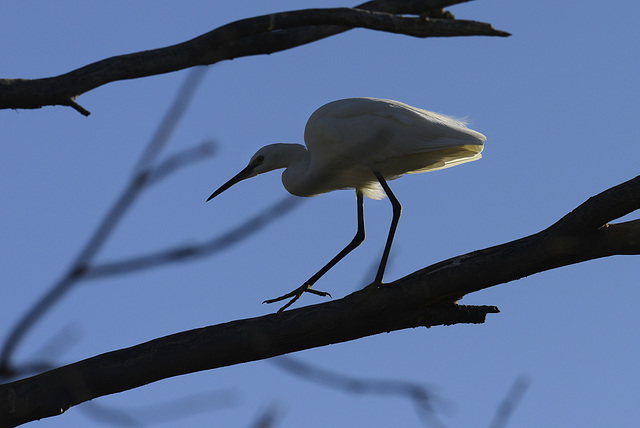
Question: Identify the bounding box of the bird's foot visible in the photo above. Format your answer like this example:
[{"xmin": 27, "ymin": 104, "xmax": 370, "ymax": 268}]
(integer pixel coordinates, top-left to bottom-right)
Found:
[{"xmin": 263, "ymin": 284, "xmax": 332, "ymax": 313}]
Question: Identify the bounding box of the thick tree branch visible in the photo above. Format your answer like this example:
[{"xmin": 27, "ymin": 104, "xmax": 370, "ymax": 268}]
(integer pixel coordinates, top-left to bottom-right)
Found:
[
  {"xmin": 0, "ymin": 1, "xmax": 509, "ymax": 115},
  {"xmin": 0, "ymin": 303, "xmax": 494, "ymax": 427},
  {"xmin": 1, "ymin": 174, "xmax": 638, "ymax": 427},
  {"xmin": 397, "ymin": 175, "xmax": 640, "ymax": 304}
]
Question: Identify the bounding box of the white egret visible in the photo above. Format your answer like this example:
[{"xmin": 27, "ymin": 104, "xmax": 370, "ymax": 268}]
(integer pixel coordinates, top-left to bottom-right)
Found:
[{"xmin": 208, "ymin": 97, "xmax": 486, "ymax": 312}]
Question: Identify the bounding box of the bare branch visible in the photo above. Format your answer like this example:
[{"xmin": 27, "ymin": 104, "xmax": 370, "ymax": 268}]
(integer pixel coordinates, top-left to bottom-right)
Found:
[
  {"xmin": 395, "ymin": 178, "xmax": 640, "ymax": 307},
  {"xmin": 84, "ymin": 196, "xmax": 302, "ymax": 279},
  {"xmin": 0, "ymin": 303, "xmax": 495, "ymax": 427},
  {"xmin": 0, "ymin": 69, "xmax": 210, "ymax": 376},
  {"xmin": 78, "ymin": 389, "xmax": 238, "ymax": 427},
  {"xmin": 0, "ymin": 1, "xmax": 509, "ymax": 115},
  {"xmin": 145, "ymin": 141, "xmax": 216, "ymax": 186},
  {"xmin": 247, "ymin": 404, "xmax": 281, "ymax": 428},
  {"xmin": 549, "ymin": 174, "xmax": 640, "ymax": 234},
  {"xmin": 4, "ymin": 172, "xmax": 636, "ymax": 425},
  {"xmin": 488, "ymin": 375, "xmax": 531, "ymax": 428},
  {"xmin": 66, "ymin": 99, "xmax": 91, "ymax": 117},
  {"xmin": 270, "ymin": 356, "xmax": 445, "ymax": 427},
  {"xmin": 133, "ymin": 66, "xmax": 210, "ymax": 175}
]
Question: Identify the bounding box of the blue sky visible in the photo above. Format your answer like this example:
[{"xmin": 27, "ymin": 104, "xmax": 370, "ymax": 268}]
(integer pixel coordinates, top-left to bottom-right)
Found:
[{"xmin": 2, "ymin": 1, "xmax": 639, "ymax": 427}]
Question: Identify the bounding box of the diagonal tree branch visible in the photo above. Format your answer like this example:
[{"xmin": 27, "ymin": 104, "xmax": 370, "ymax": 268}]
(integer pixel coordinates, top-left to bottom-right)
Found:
[
  {"xmin": 83, "ymin": 196, "xmax": 302, "ymax": 279},
  {"xmin": 0, "ymin": 1, "xmax": 509, "ymax": 115},
  {"xmin": 1, "ymin": 174, "xmax": 638, "ymax": 427},
  {"xmin": 0, "ymin": 69, "xmax": 212, "ymax": 377},
  {"xmin": 396, "ymin": 175, "xmax": 640, "ymax": 305},
  {"xmin": 549, "ymin": 174, "xmax": 640, "ymax": 233},
  {"xmin": 0, "ymin": 303, "xmax": 495, "ymax": 427},
  {"xmin": 488, "ymin": 375, "xmax": 531, "ymax": 428}
]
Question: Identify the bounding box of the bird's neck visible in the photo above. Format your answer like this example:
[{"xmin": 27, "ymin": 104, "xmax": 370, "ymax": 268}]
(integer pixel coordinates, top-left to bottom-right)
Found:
[{"xmin": 278, "ymin": 144, "xmax": 312, "ymax": 197}]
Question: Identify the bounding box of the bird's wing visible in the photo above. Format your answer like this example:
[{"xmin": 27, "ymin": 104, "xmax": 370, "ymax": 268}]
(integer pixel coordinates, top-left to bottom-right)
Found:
[{"xmin": 304, "ymin": 98, "xmax": 485, "ymax": 171}]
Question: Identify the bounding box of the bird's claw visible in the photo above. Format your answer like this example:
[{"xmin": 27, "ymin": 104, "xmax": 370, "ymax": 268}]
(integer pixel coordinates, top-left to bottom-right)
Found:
[
  {"xmin": 263, "ymin": 284, "xmax": 332, "ymax": 312},
  {"xmin": 305, "ymin": 288, "xmax": 332, "ymax": 297}
]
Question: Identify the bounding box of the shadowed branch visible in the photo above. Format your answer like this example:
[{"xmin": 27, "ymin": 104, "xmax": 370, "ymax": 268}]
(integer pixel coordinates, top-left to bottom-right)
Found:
[
  {"xmin": 488, "ymin": 376, "xmax": 531, "ymax": 428},
  {"xmin": 1, "ymin": 173, "xmax": 638, "ymax": 426},
  {"xmin": 0, "ymin": 67, "xmax": 303, "ymax": 382},
  {"xmin": 0, "ymin": 303, "xmax": 494, "ymax": 427},
  {"xmin": 84, "ymin": 196, "xmax": 302, "ymax": 279},
  {"xmin": 270, "ymin": 356, "xmax": 445, "ymax": 427},
  {"xmin": 0, "ymin": 0, "xmax": 509, "ymax": 115},
  {"xmin": 77, "ymin": 389, "xmax": 238, "ymax": 427},
  {"xmin": 0, "ymin": 69, "xmax": 213, "ymax": 377}
]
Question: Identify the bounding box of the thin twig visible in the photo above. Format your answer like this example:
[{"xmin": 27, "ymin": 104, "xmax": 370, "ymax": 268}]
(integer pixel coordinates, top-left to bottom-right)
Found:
[
  {"xmin": 270, "ymin": 356, "xmax": 445, "ymax": 427},
  {"xmin": 146, "ymin": 141, "xmax": 217, "ymax": 186},
  {"xmin": 78, "ymin": 389, "xmax": 238, "ymax": 427},
  {"xmin": 488, "ymin": 376, "xmax": 531, "ymax": 428},
  {"xmin": 0, "ymin": 68, "xmax": 209, "ymax": 376},
  {"xmin": 246, "ymin": 404, "xmax": 281, "ymax": 428},
  {"xmin": 134, "ymin": 66, "xmax": 209, "ymax": 175},
  {"xmin": 84, "ymin": 196, "xmax": 302, "ymax": 279}
]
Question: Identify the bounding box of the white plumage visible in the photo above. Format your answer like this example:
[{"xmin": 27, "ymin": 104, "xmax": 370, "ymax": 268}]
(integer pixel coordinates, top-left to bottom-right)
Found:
[{"xmin": 208, "ymin": 97, "xmax": 486, "ymax": 311}]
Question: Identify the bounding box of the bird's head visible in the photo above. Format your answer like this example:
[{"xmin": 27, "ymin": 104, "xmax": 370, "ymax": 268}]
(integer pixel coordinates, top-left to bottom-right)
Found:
[{"xmin": 207, "ymin": 144, "xmax": 302, "ymax": 201}]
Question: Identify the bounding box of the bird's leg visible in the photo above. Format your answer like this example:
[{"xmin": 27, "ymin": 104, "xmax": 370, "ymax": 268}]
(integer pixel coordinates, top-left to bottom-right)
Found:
[
  {"xmin": 264, "ymin": 190, "xmax": 366, "ymax": 312},
  {"xmin": 366, "ymin": 171, "xmax": 402, "ymax": 289}
]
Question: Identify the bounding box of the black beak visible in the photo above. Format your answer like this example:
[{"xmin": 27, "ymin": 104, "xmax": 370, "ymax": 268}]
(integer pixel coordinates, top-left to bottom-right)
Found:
[{"xmin": 206, "ymin": 163, "xmax": 257, "ymax": 201}]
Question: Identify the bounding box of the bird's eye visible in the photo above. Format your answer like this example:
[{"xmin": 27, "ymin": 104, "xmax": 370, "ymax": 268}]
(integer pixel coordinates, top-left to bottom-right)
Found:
[{"xmin": 255, "ymin": 155, "xmax": 264, "ymax": 164}]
